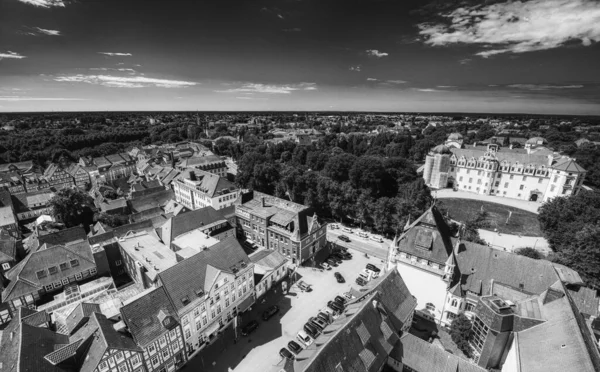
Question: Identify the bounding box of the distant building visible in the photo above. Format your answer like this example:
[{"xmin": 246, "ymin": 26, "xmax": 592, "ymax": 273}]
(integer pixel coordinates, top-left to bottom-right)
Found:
[
  {"xmin": 177, "ymin": 155, "xmax": 227, "ymax": 177},
  {"xmin": 235, "ymin": 191, "xmax": 327, "ymax": 264},
  {"xmin": 43, "ymin": 163, "xmax": 77, "ymax": 190},
  {"xmin": 173, "ymin": 169, "xmax": 239, "ymax": 211},
  {"xmin": 423, "ymin": 134, "xmax": 586, "ymax": 203},
  {"xmin": 10, "ymin": 190, "xmax": 55, "ymax": 221},
  {"xmin": 80, "ymin": 153, "xmax": 137, "ymax": 183}
]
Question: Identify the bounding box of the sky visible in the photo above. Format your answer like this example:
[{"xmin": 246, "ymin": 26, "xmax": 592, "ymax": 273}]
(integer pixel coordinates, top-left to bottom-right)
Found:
[{"xmin": 1, "ymin": 0, "xmax": 600, "ymax": 114}]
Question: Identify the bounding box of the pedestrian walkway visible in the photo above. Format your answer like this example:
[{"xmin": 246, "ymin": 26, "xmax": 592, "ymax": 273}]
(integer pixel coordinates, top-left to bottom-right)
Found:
[
  {"xmin": 434, "ymin": 189, "xmax": 542, "ymax": 214},
  {"xmin": 478, "ymin": 229, "xmax": 551, "ymax": 255}
]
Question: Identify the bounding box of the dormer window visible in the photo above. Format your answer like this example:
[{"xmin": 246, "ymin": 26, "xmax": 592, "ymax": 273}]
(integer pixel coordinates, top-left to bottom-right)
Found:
[{"xmin": 48, "ymin": 266, "xmax": 58, "ymax": 275}]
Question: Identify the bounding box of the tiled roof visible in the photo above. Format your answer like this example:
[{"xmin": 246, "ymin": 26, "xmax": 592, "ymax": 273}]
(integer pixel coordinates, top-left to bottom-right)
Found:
[
  {"xmin": 0, "ymin": 190, "xmax": 13, "ymax": 207},
  {"xmin": 37, "ymin": 226, "xmax": 87, "ymax": 247},
  {"xmin": 567, "ymin": 287, "xmax": 599, "ymax": 318},
  {"xmin": 251, "ymin": 250, "xmax": 288, "ymax": 270},
  {"xmin": 64, "ymin": 302, "xmax": 102, "ymax": 335},
  {"xmin": 0, "ymin": 231, "xmax": 17, "ymax": 263},
  {"xmin": 178, "ymin": 155, "xmax": 224, "ymax": 168},
  {"xmin": 161, "ymin": 206, "xmax": 225, "ymax": 247},
  {"xmin": 396, "ymin": 205, "xmax": 455, "ymax": 265},
  {"xmin": 2, "ymin": 241, "xmax": 96, "ymax": 302},
  {"xmin": 397, "ymin": 333, "xmax": 486, "ymax": 372},
  {"xmin": 120, "ymin": 287, "xmax": 179, "ymax": 347},
  {"xmin": 0, "ymin": 206, "xmax": 17, "ymax": 226},
  {"xmin": 176, "ymin": 168, "xmax": 237, "ymax": 197},
  {"xmin": 129, "ymin": 190, "xmax": 174, "ymax": 213},
  {"xmin": 159, "ymin": 236, "xmax": 251, "ymax": 312},
  {"xmin": 552, "ymin": 159, "xmax": 586, "ymax": 173}
]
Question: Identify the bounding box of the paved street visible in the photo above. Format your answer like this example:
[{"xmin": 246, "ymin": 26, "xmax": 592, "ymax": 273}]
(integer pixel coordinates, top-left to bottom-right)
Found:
[
  {"xmin": 326, "ymin": 228, "xmax": 390, "ymax": 259},
  {"xmin": 183, "ymin": 251, "xmax": 379, "ymax": 372},
  {"xmin": 478, "ymin": 229, "xmax": 551, "ymax": 255}
]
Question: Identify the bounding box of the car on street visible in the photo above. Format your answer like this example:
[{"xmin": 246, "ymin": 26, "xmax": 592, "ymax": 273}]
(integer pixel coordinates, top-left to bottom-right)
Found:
[
  {"xmin": 308, "ymin": 317, "xmax": 325, "ymax": 331},
  {"xmin": 334, "ymin": 272, "xmax": 345, "ymax": 283},
  {"xmin": 356, "ymin": 277, "xmax": 367, "ymax": 286},
  {"xmin": 262, "ymin": 305, "xmax": 279, "ymax": 321},
  {"xmin": 366, "ymin": 263, "xmax": 381, "ymax": 273},
  {"xmin": 304, "ymin": 323, "xmax": 320, "ymax": 338},
  {"xmin": 357, "ymin": 231, "xmax": 369, "ymax": 238},
  {"xmin": 241, "ymin": 320, "xmax": 259, "ymax": 336},
  {"xmin": 329, "ymin": 223, "xmax": 339, "ymax": 229},
  {"xmin": 326, "ymin": 258, "xmax": 338, "ymax": 267},
  {"xmin": 319, "ymin": 262, "xmax": 332, "ymax": 270},
  {"xmin": 310, "ymin": 316, "xmax": 328, "ymax": 331},
  {"xmin": 288, "ymin": 341, "xmax": 303, "ymax": 355},
  {"xmin": 321, "ymin": 306, "xmax": 337, "ymax": 319},
  {"xmin": 342, "ymin": 226, "xmax": 353, "ymax": 233},
  {"xmin": 297, "ymin": 330, "xmax": 313, "ymax": 347},
  {"xmin": 369, "ymin": 235, "xmax": 384, "ymax": 243},
  {"xmin": 338, "ymin": 234, "xmax": 351, "ymax": 242},
  {"xmin": 317, "ymin": 312, "xmax": 331, "ymax": 324},
  {"xmin": 279, "ymin": 348, "xmax": 295, "ymax": 360}
]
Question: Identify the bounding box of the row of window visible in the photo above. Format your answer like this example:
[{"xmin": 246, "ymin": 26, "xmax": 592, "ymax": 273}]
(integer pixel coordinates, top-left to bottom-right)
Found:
[{"xmin": 35, "ymin": 259, "xmax": 80, "ymax": 279}]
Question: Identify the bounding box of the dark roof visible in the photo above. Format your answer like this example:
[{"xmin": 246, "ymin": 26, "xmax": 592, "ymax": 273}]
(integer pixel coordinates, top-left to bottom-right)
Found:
[
  {"xmin": 396, "ymin": 205, "xmax": 454, "ymax": 265},
  {"xmin": 568, "ymin": 287, "xmax": 599, "ymax": 318},
  {"xmin": 37, "ymin": 226, "xmax": 87, "ymax": 248},
  {"xmin": 553, "ymin": 159, "xmax": 586, "ymax": 173},
  {"xmin": 64, "ymin": 302, "xmax": 102, "ymax": 335},
  {"xmin": 159, "ymin": 236, "xmax": 251, "ymax": 312},
  {"xmin": 0, "ymin": 190, "xmax": 13, "ymax": 207},
  {"xmin": 165, "ymin": 206, "xmax": 223, "ymax": 243},
  {"xmin": 120, "ymin": 287, "xmax": 179, "ymax": 347},
  {"xmin": 0, "ymin": 230, "xmax": 17, "ymax": 263},
  {"xmin": 130, "ymin": 207, "xmax": 164, "ymax": 223},
  {"xmin": 129, "ymin": 190, "xmax": 174, "ymax": 213},
  {"xmin": 175, "ymin": 168, "xmax": 237, "ymax": 197},
  {"xmin": 88, "ymin": 220, "xmax": 154, "ymax": 245}
]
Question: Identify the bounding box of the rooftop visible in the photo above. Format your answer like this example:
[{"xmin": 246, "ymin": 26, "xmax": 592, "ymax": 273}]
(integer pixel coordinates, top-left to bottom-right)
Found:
[
  {"xmin": 171, "ymin": 229, "xmax": 220, "ymax": 254},
  {"xmin": 117, "ymin": 231, "xmax": 178, "ymax": 282}
]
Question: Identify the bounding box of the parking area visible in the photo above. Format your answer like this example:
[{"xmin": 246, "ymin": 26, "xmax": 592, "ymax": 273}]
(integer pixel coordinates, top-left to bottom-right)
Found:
[
  {"xmin": 327, "ymin": 227, "xmax": 390, "ymax": 260},
  {"xmin": 185, "ymin": 250, "xmax": 383, "ymax": 372}
]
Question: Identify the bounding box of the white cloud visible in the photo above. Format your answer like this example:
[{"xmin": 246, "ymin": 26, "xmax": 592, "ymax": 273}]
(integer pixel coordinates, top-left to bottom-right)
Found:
[
  {"xmin": 366, "ymin": 49, "xmax": 388, "ymax": 58},
  {"xmin": 0, "ymin": 96, "xmax": 85, "ymax": 101},
  {"xmin": 418, "ymin": 0, "xmax": 600, "ymax": 57},
  {"xmin": 89, "ymin": 68, "xmax": 136, "ymax": 74},
  {"xmin": 35, "ymin": 27, "xmax": 60, "ymax": 36},
  {"xmin": 459, "ymin": 58, "xmax": 471, "ymax": 65},
  {"xmin": 437, "ymin": 85, "xmax": 456, "ymax": 88},
  {"xmin": 415, "ymin": 88, "xmax": 446, "ymax": 92},
  {"xmin": 508, "ymin": 84, "xmax": 584, "ymax": 90},
  {"xmin": 0, "ymin": 51, "xmax": 26, "ymax": 60},
  {"xmin": 385, "ymin": 80, "xmax": 407, "ymax": 84},
  {"xmin": 17, "ymin": 0, "xmax": 65, "ymax": 8},
  {"xmin": 216, "ymin": 82, "xmax": 317, "ymax": 94},
  {"xmin": 54, "ymin": 74, "xmax": 197, "ymax": 88},
  {"xmin": 367, "ymin": 78, "xmax": 378, "ymax": 81},
  {"xmin": 98, "ymin": 52, "xmax": 132, "ymax": 57},
  {"xmin": 277, "ymin": 14, "xmax": 284, "ymax": 19},
  {"xmin": 349, "ymin": 65, "xmax": 361, "ymax": 72}
]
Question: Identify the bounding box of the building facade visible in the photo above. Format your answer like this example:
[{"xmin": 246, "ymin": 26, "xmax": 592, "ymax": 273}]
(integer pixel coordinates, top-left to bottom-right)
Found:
[
  {"xmin": 173, "ymin": 169, "xmax": 239, "ymax": 211},
  {"xmin": 235, "ymin": 191, "xmax": 327, "ymax": 264},
  {"xmin": 423, "ymin": 135, "xmax": 586, "ymax": 203},
  {"xmin": 250, "ymin": 250, "xmax": 288, "ymax": 299},
  {"xmin": 177, "ymin": 155, "xmax": 227, "ymax": 177}
]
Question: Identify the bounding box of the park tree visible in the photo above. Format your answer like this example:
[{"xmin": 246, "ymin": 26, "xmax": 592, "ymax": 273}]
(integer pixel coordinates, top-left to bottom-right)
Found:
[
  {"xmin": 449, "ymin": 314, "xmax": 473, "ymax": 357},
  {"xmin": 552, "ymin": 225, "xmax": 600, "ymax": 290},
  {"xmin": 50, "ymin": 188, "xmax": 95, "ymax": 228},
  {"xmin": 462, "ymin": 210, "xmax": 489, "ymax": 245},
  {"xmin": 323, "ymin": 153, "xmax": 356, "ymax": 183},
  {"xmin": 95, "ymin": 212, "xmax": 129, "ymax": 228}
]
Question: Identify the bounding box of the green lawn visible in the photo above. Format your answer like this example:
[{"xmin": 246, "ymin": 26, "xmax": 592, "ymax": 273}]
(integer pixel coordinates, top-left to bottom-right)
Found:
[{"xmin": 439, "ymin": 198, "xmax": 542, "ymax": 237}]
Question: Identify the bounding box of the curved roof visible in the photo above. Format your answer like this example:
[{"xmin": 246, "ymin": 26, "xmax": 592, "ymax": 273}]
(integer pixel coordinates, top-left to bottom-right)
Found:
[{"xmin": 448, "ymin": 132, "xmax": 463, "ymax": 140}]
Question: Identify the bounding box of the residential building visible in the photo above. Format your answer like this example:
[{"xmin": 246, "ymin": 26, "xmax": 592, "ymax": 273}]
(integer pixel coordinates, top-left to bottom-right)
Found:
[
  {"xmin": 0, "ymin": 172, "xmax": 27, "ymax": 194},
  {"xmin": 64, "ymin": 164, "xmax": 91, "ymax": 189},
  {"xmin": 390, "ymin": 205, "xmax": 585, "ymax": 328},
  {"xmin": 0, "ymin": 206, "xmax": 18, "ymax": 238},
  {"xmin": 117, "ymin": 231, "xmax": 179, "ymax": 289},
  {"xmin": 173, "ymin": 169, "xmax": 239, "ymax": 210},
  {"xmin": 80, "ymin": 153, "xmax": 137, "ymax": 183},
  {"xmin": 129, "ymin": 190, "xmax": 175, "ymax": 214},
  {"xmin": 10, "ymin": 190, "xmax": 55, "ymax": 221},
  {"xmin": 158, "ymin": 206, "xmax": 235, "ymax": 248},
  {"xmin": 130, "ymin": 180, "xmax": 165, "ymax": 199},
  {"xmin": 121, "ymin": 287, "xmax": 187, "ymax": 372},
  {"xmin": 235, "ymin": 191, "xmax": 327, "ymax": 264},
  {"xmin": 287, "ymin": 268, "xmax": 417, "ymax": 372},
  {"xmin": 250, "ymin": 250, "xmax": 288, "ymax": 298},
  {"xmin": 43, "ymin": 163, "xmax": 76, "ymax": 190},
  {"xmin": 0, "ymin": 160, "xmax": 35, "ymax": 175},
  {"xmin": 177, "ymin": 155, "xmax": 227, "ymax": 177},
  {"xmin": 423, "ymin": 134, "xmax": 586, "ymax": 202},
  {"xmin": 158, "ymin": 237, "xmax": 254, "ymax": 355},
  {"xmin": 0, "ymin": 230, "xmax": 17, "ymax": 275},
  {"xmin": 1, "ymin": 240, "xmax": 97, "ymax": 319}
]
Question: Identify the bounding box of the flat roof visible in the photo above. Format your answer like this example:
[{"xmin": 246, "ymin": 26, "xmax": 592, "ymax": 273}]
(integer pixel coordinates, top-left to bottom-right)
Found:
[
  {"xmin": 118, "ymin": 232, "xmax": 179, "ymax": 282},
  {"xmin": 172, "ymin": 229, "xmax": 220, "ymax": 251}
]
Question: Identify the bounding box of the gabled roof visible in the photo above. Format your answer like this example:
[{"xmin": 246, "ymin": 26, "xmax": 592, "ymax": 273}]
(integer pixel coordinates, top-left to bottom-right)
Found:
[
  {"xmin": 160, "ymin": 206, "xmax": 225, "ymax": 247},
  {"xmin": 129, "ymin": 190, "xmax": 174, "ymax": 213},
  {"xmin": 176, "ymin": 168, "xmax": 237, "ymax": 198},
  {"xmin": 2, "ymin": 241, "xmax": 96, "ymax": 302},
  {"xmin": 37, "ymin": 226, "xmax": 87, "ymax": 248},
  {"xmin": 568, "ymin": 287, "xmax": 599, "ymax": 318},
  {"xmin": 396, "ymin": 205, "xmax": 455, "ymax": 265},
  {"xmin": 159, "ymin": 237, "xmax": 251, "ymax": 312},
  {"xmin": 0, "ymin": 230, "xmax": 17, "ymax": 263},
  {"xmin": 120, "ymin": 287, "xmax": 179, "ymax": 347},
  {"xmin": 64, "ymin": 302, "xmax": 102, "ymax": 335}
]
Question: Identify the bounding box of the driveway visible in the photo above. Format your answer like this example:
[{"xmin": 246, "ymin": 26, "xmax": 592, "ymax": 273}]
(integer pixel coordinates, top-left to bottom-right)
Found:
[
  {"xmin": 434, "ymin": 189, "xmax": 542, "ymax": 214},
  {"xmin": 184, "ymin": 251, "xmax": 378, "ymax": 372}
]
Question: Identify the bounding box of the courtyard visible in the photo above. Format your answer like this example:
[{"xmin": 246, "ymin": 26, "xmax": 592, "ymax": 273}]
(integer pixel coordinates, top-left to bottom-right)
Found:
[{"xmin": 183, "ymin": 250, "xmax": 380, "ymax": 372}]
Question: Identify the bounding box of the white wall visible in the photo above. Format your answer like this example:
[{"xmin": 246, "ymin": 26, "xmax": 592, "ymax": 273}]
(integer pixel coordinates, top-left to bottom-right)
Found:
[
  {"xmin": 395, "ymin": 262, "xmax": 448, "ymax": 323},
  {"xmin": 500, "ymin": 337, "xmax": 519, "ymax": 372}
]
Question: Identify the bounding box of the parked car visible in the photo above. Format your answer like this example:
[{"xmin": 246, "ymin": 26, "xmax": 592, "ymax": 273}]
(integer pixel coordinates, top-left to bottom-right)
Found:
[
  {"xmin": 357, "ymin": 231, "xmax": 369, "ymax": 238},
  {"xmin": 241, "ymin": 320, "xmax": 259, "ymax": 336},
  {"xmin": 329, "ymin": 223, "xmax": 339, "ymax": 229},
  {"xmin": 369, "ymin": 235, "xmax": 384, "ymax": 243},
  {"xmin": 356, "ymin": 277, "xmax": 367, "ymax": 286},
  {"xmin": 334, "ymin": 295, "xmax": 347, "ymax": 306},
  {"xmin": 337, "ymin": 251, "xmax": 352, "ymax": 260},
  {"xmin": 320, "ymin": 262, "xmax": 332, "ymax": 270},
  {"xmin": 309, "ymin": 317, "xmax": 327, "ymax": 331},
  {"xmin": 338, "ymin": 234, "xmax": 351, "ymax": 243},
  {"xmin": 342, "ymin": 292, "xmax": 354, "ymax": 301},
  {"xmin": 326, "ymin": 258, "xmax": 338, "ymax": 267},
  {"xmin": 262, "ymin": 305, "xmax": 280, "ymax": 321},
  {"xmin": 297, "ymin": 280, "xmax": 312, "ymax": 292},
  {"xmin": 317, "ymin": 312, "xmax": 331, "ymax": 324},
  {"xmin": 279, "ymin": 348, "xmax": 295, "ymax": 360},
  {"xmin": 334, "ymin": 246, "xmax": 348, "ymax": 252},
  {"xmin": 304, "ymin": 323, "xmax": 320, "ymax": 338},
  {"xmin": 334, "ymin": 272, "xmax": 345, "ymax": 283},
  {"xmin": 366, "ymin": 263, "xmax": 381, "ymax": 273},
  {"xmin": 342, "ymin": 226, "xmax": 353, "ymax": 233},
  {"xmin": 297, "ymin": 330, "xmax": 313, "ymax": 347},
  {"xmin": 327, "ymin": 300, "xmax": 344, "ymax": 313},
  {"xmin": 321, "ymin": 306, "xmax": 337, "ymax": 319},
  {"xmin": 288, "ymin": 341, "xmax": 303, "ymax": 355},
  {"xmin": 329, "ymin": 255, "xmax": 343, "ymax": 264}
]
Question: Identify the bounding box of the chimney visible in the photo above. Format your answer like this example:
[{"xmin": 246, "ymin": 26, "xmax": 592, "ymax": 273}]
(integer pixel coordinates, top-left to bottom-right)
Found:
[
  {"xmin": 189, "ymin": 171, "xmax": 196, "ymax": 181},
  {"xmin": 261, "ymin": 196, "xmax": 266, "ymax": 207}
]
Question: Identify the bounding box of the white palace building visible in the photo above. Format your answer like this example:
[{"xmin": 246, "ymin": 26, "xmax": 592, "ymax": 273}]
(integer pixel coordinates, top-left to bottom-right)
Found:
[{"xmin": 422, "ymin": 133, "xmax": 586, "ymax": 203}]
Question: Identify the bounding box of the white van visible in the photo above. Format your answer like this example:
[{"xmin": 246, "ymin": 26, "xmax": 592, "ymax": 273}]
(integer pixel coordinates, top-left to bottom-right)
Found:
[
  {"xmin": 342, "ymin": 226, "xmax": 353, "ymax": 233},
  {"xmin": 369, "ymin": 235, "xmax": 383, "ymax": 243},
  {"xmin": 297, "ymin": 330, "xmax": 313, "ymax": 347},
  {"xmin": 358, "ymin": 270, "xmax": 371, "ymax": 282},
  {"xmin": 357, "ymin": 231, "xmax": 368, "ymax": 238}
]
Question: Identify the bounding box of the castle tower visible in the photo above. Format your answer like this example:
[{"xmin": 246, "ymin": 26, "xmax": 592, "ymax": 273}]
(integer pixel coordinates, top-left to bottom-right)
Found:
[{"xmin": 423, "ymin": 145, "xmax": 452, "ymax": 189}]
